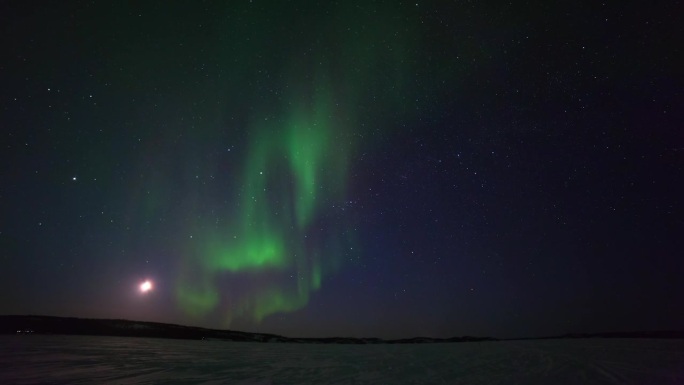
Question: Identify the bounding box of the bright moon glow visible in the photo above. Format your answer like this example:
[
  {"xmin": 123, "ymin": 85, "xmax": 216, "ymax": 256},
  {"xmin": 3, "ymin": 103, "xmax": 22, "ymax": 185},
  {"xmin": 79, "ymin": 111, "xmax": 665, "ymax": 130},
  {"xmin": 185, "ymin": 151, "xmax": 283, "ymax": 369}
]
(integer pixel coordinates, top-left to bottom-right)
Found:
[{"xmin": 140, "ymin": 280, "xmax": 153, "ymax": 293}]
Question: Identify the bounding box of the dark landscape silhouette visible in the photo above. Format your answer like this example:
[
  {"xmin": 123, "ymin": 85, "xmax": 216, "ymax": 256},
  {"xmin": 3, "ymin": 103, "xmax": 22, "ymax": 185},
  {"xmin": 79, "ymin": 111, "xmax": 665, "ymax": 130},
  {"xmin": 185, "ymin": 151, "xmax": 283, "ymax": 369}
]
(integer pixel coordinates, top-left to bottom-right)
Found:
[{"xmin": 2, "ymin": 315, "xmax": 682, "ymax": 344}]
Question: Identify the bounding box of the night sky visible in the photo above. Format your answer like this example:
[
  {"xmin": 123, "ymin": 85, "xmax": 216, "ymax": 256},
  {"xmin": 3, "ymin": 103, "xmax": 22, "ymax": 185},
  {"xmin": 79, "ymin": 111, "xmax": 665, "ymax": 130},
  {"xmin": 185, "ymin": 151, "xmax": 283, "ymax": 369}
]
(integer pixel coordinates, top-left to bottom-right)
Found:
[{"xmin": 1, "ymin": 1, "xmax": 682, "ymax": 339}]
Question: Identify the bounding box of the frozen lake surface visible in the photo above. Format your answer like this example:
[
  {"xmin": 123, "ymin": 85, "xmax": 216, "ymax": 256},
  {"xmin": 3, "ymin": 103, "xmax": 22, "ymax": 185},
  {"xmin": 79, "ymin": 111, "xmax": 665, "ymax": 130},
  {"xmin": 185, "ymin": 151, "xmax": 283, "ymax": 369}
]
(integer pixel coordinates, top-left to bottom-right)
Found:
[{"xmin": 1, "ymin": 335, "xmax": 683, "ymax": 384}]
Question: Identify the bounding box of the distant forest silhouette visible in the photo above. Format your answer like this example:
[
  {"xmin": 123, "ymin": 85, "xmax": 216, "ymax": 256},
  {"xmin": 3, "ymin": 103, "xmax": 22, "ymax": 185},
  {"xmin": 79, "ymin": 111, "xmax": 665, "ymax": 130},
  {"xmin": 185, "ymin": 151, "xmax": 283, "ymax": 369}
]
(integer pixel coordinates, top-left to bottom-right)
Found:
[{"xmin": 2, "ymin": 315, "xmax": 682, "ymax": 344}]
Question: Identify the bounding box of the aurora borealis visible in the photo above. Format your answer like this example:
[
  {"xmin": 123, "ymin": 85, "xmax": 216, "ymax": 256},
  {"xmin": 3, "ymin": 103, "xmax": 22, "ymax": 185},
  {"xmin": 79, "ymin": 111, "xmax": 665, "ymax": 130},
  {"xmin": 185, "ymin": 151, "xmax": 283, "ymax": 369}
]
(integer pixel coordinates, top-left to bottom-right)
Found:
[
  {"xmin": 177, "ymin": 85, "xmax": 358, "ymax": 323},
  {"xmin": 2, "ymin": 1, "xmax": 683, "ymax": 338},
  {"xmin": 167, "ymin": 2, "xmax": 418, "ymax": 325}
]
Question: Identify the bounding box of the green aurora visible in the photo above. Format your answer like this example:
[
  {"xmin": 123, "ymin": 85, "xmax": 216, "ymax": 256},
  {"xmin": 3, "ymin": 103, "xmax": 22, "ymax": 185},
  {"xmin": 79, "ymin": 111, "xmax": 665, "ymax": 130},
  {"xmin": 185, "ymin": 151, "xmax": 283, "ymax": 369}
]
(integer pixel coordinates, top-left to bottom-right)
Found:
[{"xmin": 171, "ymin": 2, "xmax": 419, "ymax": 325}]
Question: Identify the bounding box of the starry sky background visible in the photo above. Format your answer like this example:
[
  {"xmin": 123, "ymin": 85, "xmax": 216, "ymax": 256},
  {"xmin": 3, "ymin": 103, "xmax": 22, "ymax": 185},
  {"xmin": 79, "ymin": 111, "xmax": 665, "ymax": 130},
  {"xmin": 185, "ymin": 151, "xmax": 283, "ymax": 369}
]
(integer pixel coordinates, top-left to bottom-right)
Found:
[{"xmin": 1, "ymin": 1, "xmax": 682, "ymax": 339}]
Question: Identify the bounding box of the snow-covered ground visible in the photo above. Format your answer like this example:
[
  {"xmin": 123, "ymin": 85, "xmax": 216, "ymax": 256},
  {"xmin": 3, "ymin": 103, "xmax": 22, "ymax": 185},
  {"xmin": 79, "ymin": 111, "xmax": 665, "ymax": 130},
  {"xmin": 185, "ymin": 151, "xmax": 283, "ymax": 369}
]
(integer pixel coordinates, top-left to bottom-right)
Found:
[{"xmin": 1, "ymin": 335, "xmax": 683, "ymax": 384}]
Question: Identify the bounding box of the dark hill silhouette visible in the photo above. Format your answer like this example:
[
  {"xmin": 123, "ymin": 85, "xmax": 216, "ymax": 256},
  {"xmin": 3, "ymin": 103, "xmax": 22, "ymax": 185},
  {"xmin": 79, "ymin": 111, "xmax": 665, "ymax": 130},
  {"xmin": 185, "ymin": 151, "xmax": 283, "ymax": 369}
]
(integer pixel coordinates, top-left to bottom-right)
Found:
[
  {"xmin": 2, "ymin": 315, "xmax": 682, "ymax": 343},
  {"xmin": 0, "ymin": 315, "xmax": 496, "ymax": 343}
]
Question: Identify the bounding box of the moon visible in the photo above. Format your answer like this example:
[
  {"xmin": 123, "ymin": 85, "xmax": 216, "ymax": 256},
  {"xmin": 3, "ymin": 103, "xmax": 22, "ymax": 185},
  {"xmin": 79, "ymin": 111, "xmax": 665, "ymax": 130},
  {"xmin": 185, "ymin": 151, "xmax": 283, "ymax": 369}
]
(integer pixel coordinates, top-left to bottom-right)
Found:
[{"xmin": 139, "ymin": 280, "xmax": 153, "ymax": 293}]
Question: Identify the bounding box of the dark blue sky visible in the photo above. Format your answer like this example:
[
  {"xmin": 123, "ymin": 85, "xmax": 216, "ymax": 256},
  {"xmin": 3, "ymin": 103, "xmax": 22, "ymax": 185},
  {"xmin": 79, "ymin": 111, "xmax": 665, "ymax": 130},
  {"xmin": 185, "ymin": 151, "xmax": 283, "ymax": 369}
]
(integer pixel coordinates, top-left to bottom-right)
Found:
[{"xmin": 1, "ymin": 1, "xmax": 682, "ymax": 339}]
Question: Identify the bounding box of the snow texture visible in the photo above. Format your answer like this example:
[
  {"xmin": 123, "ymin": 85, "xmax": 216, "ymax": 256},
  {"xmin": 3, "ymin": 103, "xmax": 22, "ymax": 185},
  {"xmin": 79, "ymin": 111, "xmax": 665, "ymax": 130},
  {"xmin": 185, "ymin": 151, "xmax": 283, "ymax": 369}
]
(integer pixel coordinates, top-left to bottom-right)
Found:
[{"xmin": 1, "ymin": 336, "xmax": 683, "ymax": 384}]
